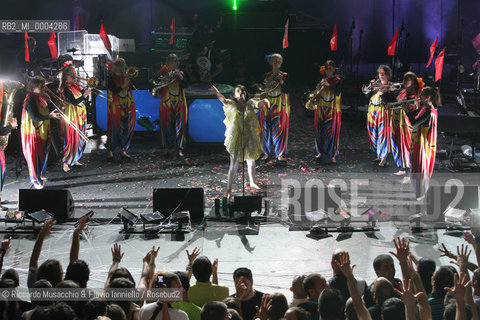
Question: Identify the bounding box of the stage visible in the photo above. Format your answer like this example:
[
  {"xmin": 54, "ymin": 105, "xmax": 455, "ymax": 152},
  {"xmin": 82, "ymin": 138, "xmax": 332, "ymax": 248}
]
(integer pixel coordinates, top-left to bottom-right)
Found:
[{"xmin": 0, "ymin": 94, "xmax": 478, "ymax": 297}]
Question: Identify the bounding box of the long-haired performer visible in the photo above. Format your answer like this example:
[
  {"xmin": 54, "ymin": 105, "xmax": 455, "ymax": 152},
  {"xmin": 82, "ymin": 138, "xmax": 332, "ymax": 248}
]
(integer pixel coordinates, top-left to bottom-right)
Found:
[
  {"xmin": 305, "ymin": 60, "xmax": 342, "ymax": 163},
  {"xmin": 389, "ymin": 72, "xmax": 423, "ymax": 179},
  {"xmin": 259, "ymin": 53, "xmax": 290, "ymax": 161},
  {"xmin": 405, "ymin": 86, "xmax": 440, "ymax": 200},
  {"xmin": 211, "ymin": 85, "xmax": 266, "ymax": 199},
  {"xmin": 152, "ymin": 54, "xmax": 187, "ymax": 157},
  {"xmin": 21, "ymin": 76, "xmax": 61, "ymax": 189},
  {"xmin": 106, "ymin": 58, "xmax": 136, "ymax": 159},
  {"xmin": 59, "ymin": 66, "xmax": 90, "ymax": 172},
  {"xmin": 365, "ymin": 65, "xmax": 393, "ymax": 167}
]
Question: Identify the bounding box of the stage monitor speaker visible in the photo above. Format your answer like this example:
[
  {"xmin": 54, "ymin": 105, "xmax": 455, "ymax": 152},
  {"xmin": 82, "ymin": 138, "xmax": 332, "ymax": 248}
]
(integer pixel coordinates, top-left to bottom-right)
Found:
[
  {"xmin": 153, "ymin": 188, "xmax": 204, "ymax": 223},
  {"xmin": 427, "ymin": 185, "xmax": 479, "ymax": 219},
  {"xmin": 19, "ymin": 189, "xmax": 74, "ymax": 221}
]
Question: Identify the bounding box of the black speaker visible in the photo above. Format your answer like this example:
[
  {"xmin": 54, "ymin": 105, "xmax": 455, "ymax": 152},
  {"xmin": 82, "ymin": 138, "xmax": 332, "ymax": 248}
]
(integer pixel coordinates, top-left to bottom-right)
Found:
[
  {"xmin": 152, "ymin": 188, "xmax": 204, "ymax": 223},
  {"xmin": 19, "ymin": 189, "xmax": 74, "ymax": 221},
  {"xmin": 234, "ymin": 196, "xmax": 262, "ymax": 213}
]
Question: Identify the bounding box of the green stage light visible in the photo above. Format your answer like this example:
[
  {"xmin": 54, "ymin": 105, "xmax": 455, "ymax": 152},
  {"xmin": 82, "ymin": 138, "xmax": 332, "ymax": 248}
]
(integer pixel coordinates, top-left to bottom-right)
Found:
[{"xmin": 233, "ymin": 0, "xmax": 237, "ymax": 10}]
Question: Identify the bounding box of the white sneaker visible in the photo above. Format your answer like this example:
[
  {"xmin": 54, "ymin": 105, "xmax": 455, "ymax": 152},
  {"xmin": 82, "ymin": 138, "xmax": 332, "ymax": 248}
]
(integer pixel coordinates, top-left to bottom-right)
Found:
[{"xmin": 33, "ymin": 182, "xmax": 44, "ymax": 190}]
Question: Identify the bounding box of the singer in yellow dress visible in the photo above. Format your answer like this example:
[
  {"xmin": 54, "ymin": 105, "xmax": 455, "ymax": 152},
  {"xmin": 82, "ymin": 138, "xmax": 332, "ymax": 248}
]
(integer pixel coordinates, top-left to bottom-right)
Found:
[{"xmin": 211, "ymin": 85, "xmax": 266, "ymax": 199}]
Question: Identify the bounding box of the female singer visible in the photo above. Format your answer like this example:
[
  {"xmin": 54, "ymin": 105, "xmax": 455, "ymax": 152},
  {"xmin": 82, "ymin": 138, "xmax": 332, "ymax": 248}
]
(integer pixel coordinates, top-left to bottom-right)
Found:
[
  {"xmin": 389, "ymin": 72, "xmax": 423, "ymax": 179},
  {"xmin": 59, "ymin": 66, "xmax": 90, "ymax": 172},
  {"xmin": 305, "ymin": 60, "xmax": 342, "ymax": 163},
  {"xmin": 366, "ymin": 65, "xmax": 392, "ymax": 167},
  {"xmin": 211, "ymin": 85, "xmax": 266, "ymax": 199},
  {"xmin": 259, "ymin": 53, "xmax": 290, "ymax": 161},
  {"xmin": 405, "ymin": 86, "xmax": 440, "ymax": 200},
  {"xmin": 21, "ymin": 76, "xmax": 61, "ymax": 189},
  {"xmin": 152, "ymin": 54, "xmax": 187, "ymax": 157},
  {"xmin": 106, "ymin": 58, "xmax": 136, "ymax": 159}
]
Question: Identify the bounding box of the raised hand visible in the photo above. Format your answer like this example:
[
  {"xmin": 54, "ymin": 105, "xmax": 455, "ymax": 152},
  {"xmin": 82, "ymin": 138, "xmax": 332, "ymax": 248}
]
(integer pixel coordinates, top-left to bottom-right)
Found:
[
  {"xmin": 445, "ymin": 272, "xmax": 471, "ymax": 301},
  {"xmin": 389, "ymin": 237, "xmax": 410, "ymax": 263},
  {"xmin": 394, "ymin": 279, "xmax": 424, "ymax": 306},
  {"xmin": 464, "ymin": 232, "xmax": 475, "ymax": 246},
  {"xmin": 453, "ymin": 244, "xmax": 471, "ymax": 269},
  {"xmin": 335, "ymin": 251, "xmax": 354, "ymax": 278},
  {"xmin": 439, "ymin": 243, "xmax": 457, "ymax": 260},
  {"xmin": 40, "ymin": 219, "xmax": 56, "ymax": 236},
  {"xmin": 212, "ymin": 258, "xmax": 218, "ymax": 274},
  {"xmin": 111, "ymin": 243, "xmax": 124, "ymax": 262},
  {"xmin": 254, "ymin": 294, "xmax": 271, "ymax": 320},
  {"xmin": 210, "ymin": 85, "xmax": 220, "ymax": 95},
  {"xmin": 1, "ymin": 237, "xmax": 11, "ymax": 252},
  {"xmin": 186, "ymin": 247, "xmax": 200, "ymax": 265},
  {"xmin": 75, "ymin": 216, "xmax": 88, "ymax": 233}
]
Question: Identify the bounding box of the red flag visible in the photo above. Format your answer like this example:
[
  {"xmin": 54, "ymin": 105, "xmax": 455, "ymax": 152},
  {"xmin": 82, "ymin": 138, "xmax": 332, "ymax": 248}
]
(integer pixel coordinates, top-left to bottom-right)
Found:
[
  {"xmin": 330, "ymin": 24, "xmax": 338, "ymax": 51},
  {"xmin": 24, "ymin": 32, "xmax": 30, "ymax": 62},
  {"xmin": 282, "ymin": 18, "xmax": 289, "ymax": 49},
  {"xmin": 426, "ymin": 37, "xmax": 438, "ymax": 68},
  {"xmin": 48, "ymin": 31, "xmax": 58, "ymax": 59},
  {"xmin": 99, "ymin": 23, "xmax": 112, "ymax": 50},
  {"xmin": 387, "ymin": 28, "xmax": 400, "ymax": 56},
  {"xmin": 169, "ymin": 18, "xmax": 175, "ymax": 45},
  {"xmin": 435, "ymin": 48, "xmax": 445, "ymax": 82}
]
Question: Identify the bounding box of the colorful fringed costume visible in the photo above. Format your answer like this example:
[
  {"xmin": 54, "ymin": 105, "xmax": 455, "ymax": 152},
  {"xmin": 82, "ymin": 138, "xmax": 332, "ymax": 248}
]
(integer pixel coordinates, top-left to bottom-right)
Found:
[
  {"xmin": 106, "ymin": 76, "xmax": 136, "ymax": 154},
  {"xmin": 407, "ymin": 106, "xmax": 438, "ymax": 197},
  {"xmin": 156, "ymin": 66, "xmax": 187, "ymax": 150},
  {"xmin": 259, "ymin": 72, "xmax": 290, "ymax": 158},
  {"xmin": 21, "ymin": 93, "xmax": 53, "ymax": 186},
  {"xmin": 60, "ymin": 83, "xmax": 87, "ymax": 166},
  {"xmin": 0, "ymin": 83, "xmax": 10, "ymax": 193},
  {"xmin": 367, "ymin": 91, "xmax": 390, "ymax": 159},
  {"xmin": 306, "ymin": 77, "xmax": 342, "ymax": 159},
  {"xmin": 389, "ymin": 90, "xmax": 417, "ymax": 171},
  {"xmin": 224, "ymin": 99, "xmax": 263, "ymax": 161}
]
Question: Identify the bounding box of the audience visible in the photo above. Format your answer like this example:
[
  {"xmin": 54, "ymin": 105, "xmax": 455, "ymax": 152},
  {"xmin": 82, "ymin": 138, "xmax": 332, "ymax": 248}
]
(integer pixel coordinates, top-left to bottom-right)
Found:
[
  {"xmin": 172, "ymin": 271, "xmax": 202, "ymax": 320},
  {"xmin": 329, "ymin": 250, "xmax": 367, "ymax": 308},
  {"xmin": 200, "ymin": 301, "xmax": 228, "ymax": 320},
  {"xmin": 289, "ymin": 275, "xmax": 308, "ymax": 307},
  {"xmin": 188, "ymin": 256, "xmax": 229, "ymax": 306},
  {"xmin": 367, "ymin": 277, "xmax": 393, "ymax": 320},
  {"xmin": 363, "ymin": 254, "xmax": 401, "ymax": 308},
  {"xmin": 232, "ymin": 267, "xmax": 264, "ymax": 320},
  {"xmin": 2, "ymin": 215, "xmax": 480, "ymax": 320},
  {"xmin": 319, "ymin": 287, "xmax": 344, "ymax": 320},
  {"xmin": 298, "ymin": 273, "xmax": 329, "ymax": 320},
  {"xmin": 139, "ymin": 272, "xmax": 188, "ymax": 320}
]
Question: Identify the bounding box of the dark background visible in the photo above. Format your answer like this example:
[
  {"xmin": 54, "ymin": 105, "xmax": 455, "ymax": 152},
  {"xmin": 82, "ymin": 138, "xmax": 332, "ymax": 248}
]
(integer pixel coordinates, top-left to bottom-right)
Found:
[{"xmin": 1, "ymin": 0, "xmax": 479, "ymax": 86}]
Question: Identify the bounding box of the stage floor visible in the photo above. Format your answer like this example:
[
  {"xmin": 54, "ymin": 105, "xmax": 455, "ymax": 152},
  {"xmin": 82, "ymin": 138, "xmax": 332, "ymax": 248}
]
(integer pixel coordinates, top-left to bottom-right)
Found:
[{"xmin": 0, "ymin": 99, "xmax": 478, "ymax": 298}]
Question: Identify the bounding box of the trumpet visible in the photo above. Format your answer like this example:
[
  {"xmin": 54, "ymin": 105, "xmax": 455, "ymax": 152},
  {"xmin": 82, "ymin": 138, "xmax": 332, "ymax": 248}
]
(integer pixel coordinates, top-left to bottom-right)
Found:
[
  {"xmin": 76, "ymin": 76, "xmax": 112, "ymax": 102},
  {"xmin": 362, "ymin": 81, "xmax": 403, "ymax": 94},
  {"xmin": 44, "ymin": 87, "xmax": 89, "ymax": 142},
  {"xmin": 386, "ymin": 98, "xmax": 420, "ymax": 110}
]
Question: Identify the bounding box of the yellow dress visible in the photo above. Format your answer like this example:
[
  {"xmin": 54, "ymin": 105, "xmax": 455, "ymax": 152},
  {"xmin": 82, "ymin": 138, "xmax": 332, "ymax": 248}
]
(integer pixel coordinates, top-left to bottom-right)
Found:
[{"xmin": 223, "ymin": 99, "xmax": 263, "ymax": 161}]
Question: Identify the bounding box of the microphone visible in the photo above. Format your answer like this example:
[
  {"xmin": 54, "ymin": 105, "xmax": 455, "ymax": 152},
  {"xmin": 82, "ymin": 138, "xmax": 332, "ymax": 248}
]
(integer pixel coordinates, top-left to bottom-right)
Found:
[
  {"xmin": 67, "ymin": 48, "xmax": 78, "ymax": 53},
  {"xmin": 241, "ymin": 93, "xmax": 246, "ymax": 100}
]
